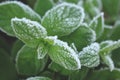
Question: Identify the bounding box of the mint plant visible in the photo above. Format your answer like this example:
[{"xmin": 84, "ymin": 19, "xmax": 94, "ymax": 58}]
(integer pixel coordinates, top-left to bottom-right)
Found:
[{"xmin": 0, "ymin": 0, "xmax": 120, "ymax": 80}]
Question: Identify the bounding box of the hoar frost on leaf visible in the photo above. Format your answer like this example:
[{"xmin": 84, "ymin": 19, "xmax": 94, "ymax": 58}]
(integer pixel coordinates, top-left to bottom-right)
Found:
[
  {"xmin": 78, "ymin": 43, "xmax": 100, "ymax": 68},
  {"xmin": 26, "ymin": 76, "xmax": 52, "ymax": 80},
  {"xmin": 46, "ymin": 36, "xmax": 81, "ymax": 70},
  {"xmin": 41, "ymin": 2, "xmax": 85, "ymax": 37},
  {"xmin": 100, "ymin": 40, "xmax": 120, "ymax": 55},
  {"xmin": 11, "ymin": 18, "xmax": 47, "ymax": 47},
  {"xmin": 0, "ymin": 1, "xmax": 41, "ymax": 36}
]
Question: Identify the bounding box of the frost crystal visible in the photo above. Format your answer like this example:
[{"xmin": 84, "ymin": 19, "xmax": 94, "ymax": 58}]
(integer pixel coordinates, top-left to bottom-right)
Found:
[{"xmin": 79, "ymin": 43, "xmax": 100, "ymax": 67}]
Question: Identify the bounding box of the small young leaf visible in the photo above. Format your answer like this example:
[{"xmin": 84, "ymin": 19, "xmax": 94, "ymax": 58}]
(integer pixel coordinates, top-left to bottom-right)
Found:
[
  {"xmin": 100, "ymin": 40, "xmax": 120, "ymax": 55},
  {"xmin": 99, "ymin": 40, "xmax": 120, "ymax": 70},
  {"xmin": 46, "ymin": 36, "xmax": 81, "ymax": 70},
  {"xmin": 61, "ymin": 23, "xmax": 96, "ymax": 51},
  {"xmin": 78, "ymin": 43, "xmax": 100, "ymax": 68},
  {"xmin": 42, "ymin": 3, "xmax": 85, "ymax": 37},
  {"xmin": 0, "ymin": 1, "xmax": 41, "ymax": 36},
  {"xmin": 26, "ymin": 76, "xmax": 52, "ymax": 80},
  {"xmin": 34, "ymin": 0, "xmax": 54, "ymax": 16},
  {"xmin": 11, "ymin": 18, "xmax": 47, "ymax": 47},
  {"xmin": 89, "ymin": 13, "xmax": 104, "ymax": 39},
  {"xmin": 16, "ymin": 45, "xmax": 46, "ymax": 76},
  {"xmin": 37, "ymin": 42, "xmax": 49, "ymax": 59}
]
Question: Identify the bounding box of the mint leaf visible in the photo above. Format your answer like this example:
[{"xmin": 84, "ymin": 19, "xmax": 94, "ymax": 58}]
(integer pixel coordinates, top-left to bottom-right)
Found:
[
  {"xmin": 46, "ymin": 36, "xmax": 81, "ymax": 70},
  {"xmin": 37, "ymin": 43, "xmax": 49, "ymax": 59},
  {"xmin": 16, "ymin": 45, "xmax": 46, "ymax": 76},
  {"xmin": 61, "ymin": 23, "xmax": 96, "ymax": 51},
  {"xmin": 11, "ymin": 18, "xmax": 47, "ymax": 47},
  {"xmin": 100, "ymin": 40, "xmax": 120, "ymax": 55},
  {"xmin": 34, "ymin": 0, "xmax": 53, "ymax": 16},
  {"xmin": 78, "ymin": 43, "xmax": 100, "ymax": 68},
  {"xmin": 26, "ymin": 76, "xmax": 52, "ymax": 80},
  {"xmin": 99, "ymin": 40, "xmax": 120, "ymax": 70},
  {"xmin": 89, "ymin": 13, "xmax": 104, "ymax": 39},
  {"xmin": 41, "ymin": 3, "xmax": 85, "ymax": 37},
  {"xmin": 0, "ymin": 1, "xmax": 41, "ymax": 36}
]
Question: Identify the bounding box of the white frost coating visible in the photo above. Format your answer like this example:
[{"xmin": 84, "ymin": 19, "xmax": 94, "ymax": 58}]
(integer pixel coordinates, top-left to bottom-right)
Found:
[
  {"xmin": 11, "ymin": 17, "xmax": 47, "ymax": 39},
  {"xmin": 100, "ymin": 40, "xmax": 120, "ymax": 55},
  {"xmin": 79, "ymin": 43, "xmax": 100, "ymax": 67},
  {"xmin": 42, "ymin": 2, "xmax": 85, "ymax": 25},
  {"xmin": 26, "ymin": 76, "xmax": 51, "ymax": 80},
  {"xmin": 41, "ymin": 2, "xmax": 85, "ymax": 36},
  {"xmin": 104, "ymin": 55, "xmax": 114, "ymax": 71},
  {"xmin": 46, "ymin": 36, "xmax": 81, "ymax": 70},
  {"xmin": 89, "ymin": 12, "xmax": 104, "ymax": 26}
]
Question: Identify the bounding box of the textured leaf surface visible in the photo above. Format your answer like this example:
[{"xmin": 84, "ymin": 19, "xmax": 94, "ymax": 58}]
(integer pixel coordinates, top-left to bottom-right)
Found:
[
  {"xmin": 37, "ymin": 42, "xmax": 49, "ymax": 59},
  {"xmin": 42, "ymin": 3, "xmax": 85, "ymax": 37},
  {"xmin": 79, "ymin": 43, "xmax": 100, "ymax": 67},
  {"xmin": 11, "ymin": 18, "xmax": 47, "ymax": 47},
  {"xmin": 89, "ymin": 13, "xmax": 104, "ymax": 39},
  {"xmin": 26, "ymin": 76, "xmax": 52, "ymax": 80},
  {"xmin": 46, "ymin": 36, "xmax": 81, "ymax": 70},
  {"xmin": 100, "ymin": 40, "xmax": 120, "ymax": 55},
  {"xmin": 61, "ymin": 23, "xmax": 96, "ymax": 51},
  {"xmin": 16, "ymin": 45, "xmax": 46, "ymax": 76},
  {"xmin": 0, "ymin": 1, "xmax": 41, "ymax": 36}
]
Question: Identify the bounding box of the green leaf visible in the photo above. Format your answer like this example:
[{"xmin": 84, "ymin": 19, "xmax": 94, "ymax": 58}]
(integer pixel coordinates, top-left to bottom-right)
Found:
[
  {"xmin": 78, "ymin": 43, "xmax": 100, "ymax": 68},
  {"xmin": 89, "ymin": 13, "xmax": 104, "ymax": 39},
  {"xmin": 46, "ymin": 36, "xmax": 81, "ymax": 70},
  {"xmin": 11, "ymin": 40, "xmax": 24, "ymax": 60},
  {"xmin": 100, "ymin": 40, "xmax": 120, "ymax": 55},
  {"xmin": 48, "ymin": 62, "xmax": 73, "ymax": 75},
  {"xmin": 0, "ymin": 49, "xmax": 17, "ymax": 80},
  {"xmin": 0, "ymin": 1, "xmax": 41, "ymax": 36},
  {"xmin": 37, "ymin": 42, "xmax": 49, "ymax": 59},
  {"xmin": 69, "ymin": 67, "xmax": 89, "ymax": 80},
  {"xmin": 60, "ymin": 23, "xmax": 96, "ymax": 51},
  {"xmin": 41, "ymin": 3, "xmax": 85, "ymax": 37},
  {"xmin": 86, "ymin": 68, "xmax": 120, "ymax": 80},
  {"xmin": 102, "ymin": 55, "xmax": 114, "ymax": 71},
  {"xmin": 34, "ymin": 0, "xmax": 54, "ymax": 17},
  {"xmin": 16, "ymin": 45, "xmax": 46, "ymax": 76},
  {"xmin": 11, "ymin": 18, "xmax": 47, "ymax": 47},
  {"xmin": 97, "ymin": 25, "xmax": 113, "ymax": 42},
  {"xmin": 26, "ymin": 76, "xmax": 52, "ymax": 80},
  {"xmin": 99, "ymin": 40, "xmax": 120, "ymax": 71},
  {"xmin": 84, "ymin": 0, "xmax": 101, "ymax": 17},
  {"xmin": 112, "ymin": 47, "xmax": 120, "ymax": 67}
]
